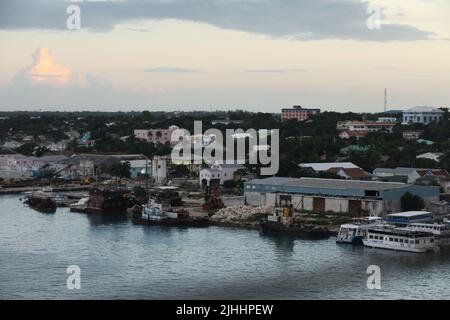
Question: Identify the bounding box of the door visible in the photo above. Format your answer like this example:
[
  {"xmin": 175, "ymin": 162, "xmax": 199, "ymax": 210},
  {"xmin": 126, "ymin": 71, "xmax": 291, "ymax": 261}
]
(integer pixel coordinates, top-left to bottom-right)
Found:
[
  {"xmin": 349, "ymin": 200, "xmax": 362, "ymax": 216},
  {"xmin": 313, "ymin": 197, "xmax": 325, "ymax": 212}
]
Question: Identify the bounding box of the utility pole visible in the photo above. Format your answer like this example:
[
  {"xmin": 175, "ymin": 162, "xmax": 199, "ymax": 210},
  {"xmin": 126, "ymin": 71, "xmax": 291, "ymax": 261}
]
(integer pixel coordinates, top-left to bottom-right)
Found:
[
  {"xmin": 384, "ymin": 88, "xmax": 387, "ymax": 113},
  {"xmin": 145, "ymin": 159, "xmax": 149, "ymax": 201}
]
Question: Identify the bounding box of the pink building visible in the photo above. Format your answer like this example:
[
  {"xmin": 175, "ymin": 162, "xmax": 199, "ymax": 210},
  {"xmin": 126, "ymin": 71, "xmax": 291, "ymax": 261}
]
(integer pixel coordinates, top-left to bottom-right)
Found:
[{"xmin": 281, "ymin": 106, "xmax": 320, "ymax": 122}]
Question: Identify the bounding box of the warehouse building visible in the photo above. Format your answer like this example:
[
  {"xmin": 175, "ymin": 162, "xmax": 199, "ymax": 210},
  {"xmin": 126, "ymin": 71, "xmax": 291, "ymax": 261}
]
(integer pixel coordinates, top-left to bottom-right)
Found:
[{"xmin": 244, "ymin": 177, "xmax": 439, "ymax": 216}]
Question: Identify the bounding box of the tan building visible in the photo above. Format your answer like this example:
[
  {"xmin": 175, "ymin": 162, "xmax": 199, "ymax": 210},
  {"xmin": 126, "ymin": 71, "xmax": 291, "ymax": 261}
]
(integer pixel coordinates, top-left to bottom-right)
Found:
[{"xmin": 134, "ymin": 125, "xmax": 180, "ymax": 145}]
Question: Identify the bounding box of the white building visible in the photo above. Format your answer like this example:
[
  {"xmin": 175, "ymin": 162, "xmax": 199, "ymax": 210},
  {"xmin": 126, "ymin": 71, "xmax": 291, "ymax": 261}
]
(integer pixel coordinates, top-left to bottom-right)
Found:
[
  {"xmin": 152, "ymin": 156, "xmax": 168, "ymax": 183},
  {"xmin": 402, "ymin": 106, "xmax": 444, "ymax": 125},
  {"xmin": 337, "ymin": 121, "xmax": 395, "ymax": 133},
  {"xmin": 0, "ymin": 154, "xmax": 39, "ymax": 180},
  {"xmin": 199, "ymin": 162, "xmax": 245, "ymax": 186},
  {"xmin": 377, "ymin": 117, "xmax": 398, "ymax": 123}
]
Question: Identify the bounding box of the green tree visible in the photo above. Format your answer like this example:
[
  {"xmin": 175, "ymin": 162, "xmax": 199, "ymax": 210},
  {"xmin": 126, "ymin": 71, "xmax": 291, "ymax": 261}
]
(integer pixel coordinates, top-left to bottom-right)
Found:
[{"xmin": 401, "ymin": 192, "xmax": 425, "ymax": 211}]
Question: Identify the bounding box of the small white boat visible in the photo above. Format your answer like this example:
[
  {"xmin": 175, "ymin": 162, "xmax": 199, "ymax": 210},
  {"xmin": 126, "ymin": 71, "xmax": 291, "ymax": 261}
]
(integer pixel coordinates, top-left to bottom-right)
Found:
[
  {"xmin": 141, "ymin": 199, "xmax": 178, "ymax": 221},
  {"xmin": 336, "ymin": 216, "xmax": 384, "ymax": 244},
  {"xmin": 69, "ymin": 197, "xmax": 90, "ymax": 212},
  {"xmin": 135, "ymin": 199, "xmax": 209, "ymax": 227},
  {"xmin": 363, "ymin": 226, "xmax": 436, "ymax": 253}
]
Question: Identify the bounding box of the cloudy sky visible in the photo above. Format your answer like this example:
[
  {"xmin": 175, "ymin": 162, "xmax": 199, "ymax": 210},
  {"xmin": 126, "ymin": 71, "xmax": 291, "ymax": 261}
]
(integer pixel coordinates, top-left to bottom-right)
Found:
[{"xmin": 0, "ymin": 0, "xmax": 449, "ymax": 112}]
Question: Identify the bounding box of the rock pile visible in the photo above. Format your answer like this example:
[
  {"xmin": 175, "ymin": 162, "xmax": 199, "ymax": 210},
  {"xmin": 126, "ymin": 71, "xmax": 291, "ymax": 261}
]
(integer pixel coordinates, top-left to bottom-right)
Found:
[{"xmin": 211, "ymin": 205, "xmax": 275, "ymax": 223}]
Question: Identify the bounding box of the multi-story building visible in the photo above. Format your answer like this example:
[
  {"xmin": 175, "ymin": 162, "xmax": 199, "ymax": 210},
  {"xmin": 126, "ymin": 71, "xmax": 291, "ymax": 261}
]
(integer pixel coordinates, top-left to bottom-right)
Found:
[
  {"xmin": 337, "ymin": 121, "xmax": 395, "ymax": 133},
  {"xmin": 377, "ymin": 117, "xmax": 398, "ymax": 123},
  {"xmin": 134, "ymin": 125, "xmax": 180, "ymax": 145},
  {"xmin": 402, "ymin": 130, "xmax": 423, "ymax": 141},
  {"xmin": 402, "ymin": 106, "xmax": 444, "ymax": 125},
  {"xmin": 281, "ymin": 106, "xmax": 320, "ymax": 122}
]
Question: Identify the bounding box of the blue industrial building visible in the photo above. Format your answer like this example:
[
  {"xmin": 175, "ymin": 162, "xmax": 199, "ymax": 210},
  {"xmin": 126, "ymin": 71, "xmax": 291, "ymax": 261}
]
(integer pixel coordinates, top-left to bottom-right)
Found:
[{"xmin": 244, "ymin": 177, "xmax": 440, "ymax": 216}]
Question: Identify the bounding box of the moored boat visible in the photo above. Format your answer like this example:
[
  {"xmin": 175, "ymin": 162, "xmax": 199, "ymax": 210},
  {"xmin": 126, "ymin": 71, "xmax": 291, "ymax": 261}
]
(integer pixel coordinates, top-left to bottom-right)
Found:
[
  {"xmin": 24, "ymin": 195, "xmax": 57, "ymax": 213},
  {"xmin": 363, "ymin": 226, "xmax": 436, "ymax": 253},
  {"xmin": 404, "ymin": 222, "xmax": 450, "ymax": 249},
  {"xmin": 84, "ymin": 188, "xmax": 133, "ymax": 214},
  {"xmin": 69, "ymin": 197, "xmax": 90, "ymax": 213},
  {"xmin": 336, "ymin": 216, "xmax": 384, "ymax": 244},
  {"xmin": 260, "ymin": 219, "xmax": 329, "ymax": 239},
  {"xmin": 260, "ymin": 194, "xmax": 329, "ymax": 239},
  {"xmin": 133, "ymin": 199, "xmax": 209, "ymax": 227}
]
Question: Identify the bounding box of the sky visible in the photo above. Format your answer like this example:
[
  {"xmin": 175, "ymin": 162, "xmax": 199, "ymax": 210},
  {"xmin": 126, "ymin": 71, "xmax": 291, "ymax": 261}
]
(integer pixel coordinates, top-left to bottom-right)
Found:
[{"xmin": 0, "ymin": 0, "xmax": 449, "ymax": 113}]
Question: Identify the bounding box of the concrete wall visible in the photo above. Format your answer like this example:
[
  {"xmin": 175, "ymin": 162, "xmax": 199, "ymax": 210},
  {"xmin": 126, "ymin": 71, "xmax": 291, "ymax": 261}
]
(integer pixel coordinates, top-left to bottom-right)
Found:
[{"xmin": 245, "ymin": 191, "xmax": 385, "ymax": 215}]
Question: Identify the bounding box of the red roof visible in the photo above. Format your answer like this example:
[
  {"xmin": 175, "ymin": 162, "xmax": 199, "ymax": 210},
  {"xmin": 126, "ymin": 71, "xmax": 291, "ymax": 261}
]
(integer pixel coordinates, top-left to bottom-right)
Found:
[
  {"xmin": 327, "ymin": 167, "xmax": 371, "ymax": 178},
  {"xmin": 416, "ymin": 170, "xmax": 449, "ymax": 177}
]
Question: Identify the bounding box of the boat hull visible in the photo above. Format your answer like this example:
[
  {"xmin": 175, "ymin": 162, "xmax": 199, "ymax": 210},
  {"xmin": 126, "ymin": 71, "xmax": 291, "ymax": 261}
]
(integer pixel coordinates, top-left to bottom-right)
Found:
[
  {"xmin": 362, "ymin": 240, "xmax": 433, "ymax": 253},
  {"xmin": 336, "ymin": 235, "xmax": 363, "ymax": 244},
  {"xmin": 260, "ymin": 221, "xmax": 329, "ymax": 239},
  {"xmin": 25, "ymin": 196, "xmax": 57, "ymax": 213}
]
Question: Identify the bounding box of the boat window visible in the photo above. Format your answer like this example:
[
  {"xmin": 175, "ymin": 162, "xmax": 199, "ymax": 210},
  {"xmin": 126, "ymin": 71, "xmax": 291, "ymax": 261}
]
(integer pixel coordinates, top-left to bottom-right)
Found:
[
  {"xmin": 394, "ymin": 238, "xmax": 398, "ymax": 242},
  {"xmin": 399, "ymin": 239, "xmax": 403, "ymax": 243},
  {"xmin": 369, "ymin": 235, "xmax": 373, "ymax": 239},
  {"xmin": 430, "ymin": 238, "xmax": 434, "ymax": 243},
  {"xmin": 389, "ymin": 237, "xmax": 393, "ymax": 242},
  {"xmin": 415, "ymin": 240, "xmax": 420, "ymax": 244}
]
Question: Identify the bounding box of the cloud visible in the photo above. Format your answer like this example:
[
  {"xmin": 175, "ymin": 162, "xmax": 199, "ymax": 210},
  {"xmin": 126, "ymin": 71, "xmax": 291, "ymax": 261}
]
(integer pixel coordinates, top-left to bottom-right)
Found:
[
  {"xmin": 0, "ymin": 47, "xmax": 166, "ymax": 109},
  {"xmin": 29, "ymin": 48, "xmax": 71, "ymax": 83},
  {"xmin": 17, "ymin": 48, "xmax": 72, "ymax": 85},
  {"xmin": 245, "ymin": 69, "xmax": 308, "ymax": 73},
  {"xmin": 144, "ymin": 67, "xmax": 202, "ymax": 73},
  {"xmin": 0, "ymin": 0, "xmax": 435, "ymax": 41}
]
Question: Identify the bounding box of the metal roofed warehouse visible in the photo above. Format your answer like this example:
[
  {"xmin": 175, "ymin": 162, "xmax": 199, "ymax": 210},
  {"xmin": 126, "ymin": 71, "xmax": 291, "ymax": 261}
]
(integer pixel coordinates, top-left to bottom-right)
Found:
[{"xmin": 244, "ymin": 177, "xmax": 439, "ymax": 216}]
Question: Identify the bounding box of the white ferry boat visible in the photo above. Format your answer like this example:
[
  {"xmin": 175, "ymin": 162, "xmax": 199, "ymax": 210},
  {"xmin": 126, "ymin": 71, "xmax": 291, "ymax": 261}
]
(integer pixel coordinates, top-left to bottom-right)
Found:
[
  {"xmin": 405, "ymin": 223, "xmax": 450, "ymax": 248},
  {"xmin": 363, "ymin": 227, "xmax": 436, "ymax": 253},
  {"xmin": 336, "ymin": 217, "xmax": 384, "ymax": 244}
]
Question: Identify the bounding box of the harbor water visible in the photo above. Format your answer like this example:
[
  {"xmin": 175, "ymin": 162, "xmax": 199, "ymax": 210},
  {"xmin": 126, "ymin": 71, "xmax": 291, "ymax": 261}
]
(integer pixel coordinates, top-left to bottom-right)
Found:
[{"xmin": 1, "ymin": 195, "xmax": 449, "ymax": 299}]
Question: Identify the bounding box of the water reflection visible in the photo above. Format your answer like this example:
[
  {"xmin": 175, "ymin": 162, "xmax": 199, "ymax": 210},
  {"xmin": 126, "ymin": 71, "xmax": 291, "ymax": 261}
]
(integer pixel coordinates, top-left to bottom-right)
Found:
[
  {"xmin": 83, "ymin": 212, "xmax": 129, "ymax": 226},
  {"xmin": 259, "ymin": 232, "xmax": 296, "ymax": 255}
]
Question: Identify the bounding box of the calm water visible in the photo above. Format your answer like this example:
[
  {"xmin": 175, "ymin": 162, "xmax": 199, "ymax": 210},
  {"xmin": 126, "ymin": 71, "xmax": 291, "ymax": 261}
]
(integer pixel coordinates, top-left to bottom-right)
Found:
[{"xmin": 1, "ymin": 194, "xmax": 449, "ymax": 300}]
